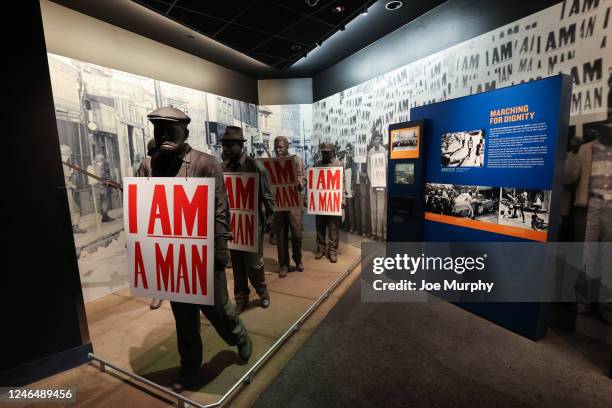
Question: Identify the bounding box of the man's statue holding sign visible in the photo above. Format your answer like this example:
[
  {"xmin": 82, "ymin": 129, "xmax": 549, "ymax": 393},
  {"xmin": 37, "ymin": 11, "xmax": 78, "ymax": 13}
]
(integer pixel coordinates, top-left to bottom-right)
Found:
[
  {"xmin": 221, "ymin": 126, "xmax": 275, "ymax": 314},
  {"xmin": 136, "ymin": 107, "xmax": 252, "ymax": 393},
  {"xmin": 272, "ymin": 136, "xmax": 306, "ymax": 277},
  {"xmin": 313, "ymin": 142, "xmax": 343, "ymax": 263}
]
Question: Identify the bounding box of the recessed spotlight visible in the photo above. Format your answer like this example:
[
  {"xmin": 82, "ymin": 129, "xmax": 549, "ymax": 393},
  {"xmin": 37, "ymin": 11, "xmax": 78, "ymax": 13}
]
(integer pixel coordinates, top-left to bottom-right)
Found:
[
  {"xmin": 385, "ymin": 1, "xmax": 403, "ymax": 10},
  {"xmin": 331, "ymin": 5, "xmax": 345, "ymax": 13},
  {"xmin": 291, "ymin": 44, "xmax": 303, "ymax": 51},
  {"xmin": 361, "ymin": 8, "xmax": 368, "ymax": 16}
]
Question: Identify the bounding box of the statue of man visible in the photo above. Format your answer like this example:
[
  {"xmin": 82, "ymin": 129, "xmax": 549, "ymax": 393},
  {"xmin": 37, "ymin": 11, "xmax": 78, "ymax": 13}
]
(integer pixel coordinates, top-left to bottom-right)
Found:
[
  {"xmin": 220, "ymin": 126, "xmax": 275, "ymax": 313},
  {"xmin": 273, "ymin": 136, "xmax": 306, "ymax": 277},
  {"xmin": 136, "ymin": 107, "xmax": 252, "ymax": 393}
]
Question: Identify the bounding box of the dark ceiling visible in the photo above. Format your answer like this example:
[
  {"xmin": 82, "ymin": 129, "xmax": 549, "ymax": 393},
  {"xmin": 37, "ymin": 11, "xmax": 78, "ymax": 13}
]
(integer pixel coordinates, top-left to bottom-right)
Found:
[
  {"xmin": 49, "ymin": 0, "xmax": 448, "ymax": 78},
  {"xmin": 133, "ymin": 0, "xmax": 377, "ymax": 68}
]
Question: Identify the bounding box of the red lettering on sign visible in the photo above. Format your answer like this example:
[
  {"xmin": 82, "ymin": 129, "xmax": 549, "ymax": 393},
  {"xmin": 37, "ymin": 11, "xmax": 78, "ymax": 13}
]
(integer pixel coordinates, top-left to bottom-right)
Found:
[
  {"xmin": 313, "ymin": 168, "xmax": 341, "ymax": 190},
  {"xmin": 226, "ymin": 176, "xmax": 255, "ymax": 211},
  {"xmin": 153, "ymin": 243, "xmax": 207, "ymax": 295},
  {"xmin": 288, "ymin": 187, "xmax": 300, "ymax": 206},
  {"xmin": 333, "ymin": 191, "xmax": 340, "ymax": 211},
  {"xmin": 176, "ymin": 245, "xmax": 190, "ymax": 294},
  {"xmin": 275, "ymin": 186, "xmax": 300, "ymax": 208},
  {"xmin": 308, "ymin": 169, "xmax": 313, "ymax": 189},
  {"xmin": 191, "ymin": 245, "xmax": 208, "ymax": 296},
  {"xmin": 273, "ymin": 160, "xmax": 295, "ymax": 184},
  {"xmin": 230, "ymin": 213, "xmax": 255, "ymax": 247},
  {"xmin": 318, "ymin": 191, "xmax": 327, "ymax": 209},
  {"xmin": 316, "ymin": 170, "xmax": 326, "ymax": 189},
  {"xmin": 314, "ymin": 191, "xmax": 341, "ymax": 212},
  {"xmin": 128, "ymin": 184, "xmax": 138, "ymax": 233},
  {"xmin": 264, "ymin": 160, "xmax": 294, "ymax": 184},
  {"xmin": 134, "ymin": 241, "xmax": 148, "ymax": 289},
  {"xmin": 148, "ymin": 185, "xmax": 171, "ymax": 235},
  {"xmin": 225, "ymin": 177, "xmax": 234, "ymax": 208},
  {"xmin": 155, "ymin": 243, "xmax": 174, "ymax": 292},
  {"xmin": 327, "ymin": 169, "xmax": 341, "ymax": 190},
  {"xmin": 309, "ymin": 192, "xmax": 315, "ymax": 211},
  {"xmin": 236, "ymin": 177, "xmax": 255, "ymax": 210},
  {"xmin": 245, "ymin": 213, "xmax": 254, "ymax": 245},
  {"xmin": 173, "ymin": 185, "xmax": 208, "ymax": 237}
]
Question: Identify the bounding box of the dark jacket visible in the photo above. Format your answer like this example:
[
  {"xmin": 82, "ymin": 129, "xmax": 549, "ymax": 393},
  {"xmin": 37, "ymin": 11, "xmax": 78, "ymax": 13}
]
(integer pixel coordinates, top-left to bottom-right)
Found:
[{"xmin": 136, "ymin": 144, "xmax": 232, "ymax": 246}]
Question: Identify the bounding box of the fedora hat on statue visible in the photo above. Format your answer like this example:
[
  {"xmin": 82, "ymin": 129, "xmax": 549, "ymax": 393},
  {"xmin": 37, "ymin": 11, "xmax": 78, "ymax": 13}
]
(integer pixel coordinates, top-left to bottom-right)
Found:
[{"xmin": 220, "ymin": 126, "xmax": 246, "ymax": 142}]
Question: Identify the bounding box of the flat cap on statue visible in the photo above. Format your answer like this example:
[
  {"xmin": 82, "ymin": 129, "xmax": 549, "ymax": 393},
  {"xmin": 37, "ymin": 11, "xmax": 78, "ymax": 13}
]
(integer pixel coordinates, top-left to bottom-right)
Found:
[
  {"xmin": 320, "ymin": 142, "xmax": 333, "ymax": 152},
  {"xmin": 147, "ymin": 107, "xmax": 191, "ymax": 124},
  {"xmin": 220, "ymin": 126, "xmax": 246, "ymax": 142}
]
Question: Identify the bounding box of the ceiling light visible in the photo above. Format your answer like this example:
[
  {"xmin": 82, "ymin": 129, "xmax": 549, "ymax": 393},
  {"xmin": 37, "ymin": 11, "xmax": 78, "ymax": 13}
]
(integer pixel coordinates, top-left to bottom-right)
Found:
[
  {"xmin": 305, "ymin": 0, "xmax": 320, "ymax": 6},
  {"xmin": 385, "ymin": 1, "xmax": 403, "ymax": 10},
  {"xmin": 361, "ymin": 8, "xmax": 368, "ymax": 16},
  {"xmin": 331, "ymin": 5, "xmax": 345, "ymax": 13}
]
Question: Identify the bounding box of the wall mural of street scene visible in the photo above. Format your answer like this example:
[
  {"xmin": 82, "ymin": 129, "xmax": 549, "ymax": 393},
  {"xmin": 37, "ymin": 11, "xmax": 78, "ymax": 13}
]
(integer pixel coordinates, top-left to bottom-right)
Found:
[{"xmin": 48, "ymin": 53, "xmax": 312, "ymax": 302}]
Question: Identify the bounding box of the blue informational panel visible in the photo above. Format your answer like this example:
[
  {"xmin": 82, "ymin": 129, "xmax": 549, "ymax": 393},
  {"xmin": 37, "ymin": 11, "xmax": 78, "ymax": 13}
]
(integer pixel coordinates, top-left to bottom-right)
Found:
[
  {"xmin": 409, "ymin": 75, "xmax": 572, "ymax": 340},
  {"xmin": 412, "ymin": 75, "xmax": 572, "ymax": 244}
]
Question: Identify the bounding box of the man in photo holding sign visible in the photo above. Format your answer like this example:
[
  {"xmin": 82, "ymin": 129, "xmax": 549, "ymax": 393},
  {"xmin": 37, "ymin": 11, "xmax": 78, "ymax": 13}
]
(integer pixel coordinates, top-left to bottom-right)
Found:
[
  {"xmin": 262, "ymin": 136, "xmax": 306, "ymax": 278},
  {"xmin": 308, "ymin": 142, "xmax": 344, "ymax": 263},
  {"xmin": 221, "ymin": 126, "xmax": 275, "ymax": 314},
  {"xmin": 367, "ymin": 130, "xmax": 388, "ymax": 241},
  {"xmin": 132, "ymin": 108, "xmax": 251, "ymax": 393}
]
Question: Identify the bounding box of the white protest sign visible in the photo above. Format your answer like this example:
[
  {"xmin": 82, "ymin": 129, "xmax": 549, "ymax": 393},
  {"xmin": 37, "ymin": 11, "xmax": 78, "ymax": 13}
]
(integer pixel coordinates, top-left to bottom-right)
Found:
[
  {"xmin": 307, "ymin": 167, "xmax": 344, "ymax": 216},
  {"xmin": 225, "ymin": 173, "xmax": 259, "ymax": 253},
  {"xmin": 123, "ymin": 177, "xmax": 215, "ymax": 305},
  {"xmin": 260, "ymin": 157, "xmax": 301, "ymax": 211},
  {"xmin": 370, "ymin": 152, "xmax": 387, "ymax": 188}
]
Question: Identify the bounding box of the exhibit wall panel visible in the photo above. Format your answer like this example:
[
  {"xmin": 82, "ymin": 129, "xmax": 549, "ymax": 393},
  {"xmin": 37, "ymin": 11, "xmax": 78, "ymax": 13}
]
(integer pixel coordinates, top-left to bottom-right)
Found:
[
  {"xmin": 258, "ymin": 78, "xmax": 314, "ymax": 105},
  {"xmin": 313, "ymin": 0, "xmax": 562, "ymax": 101},
  {"xmin": 40, "ymin": 0, "xmax": 258, "ymax": 104},
  {"xmin": 47, "ymin": 53, "xmax": 312, "ymax": 303},
  {"xmin": 312, "ymin": 0, "xmax": 611, "ymax": 240},
  {"xmin": 1, "ymin": 1, "xmax": 91, "ymax": 386}
]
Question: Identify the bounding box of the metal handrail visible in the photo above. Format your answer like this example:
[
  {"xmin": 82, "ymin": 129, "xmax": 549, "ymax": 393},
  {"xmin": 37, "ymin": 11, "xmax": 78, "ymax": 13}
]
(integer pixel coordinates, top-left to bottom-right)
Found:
[
  {"xmin": 89, "ymin": 255, "xmax": 362, "ymax": 408},
  {"xmin": 205, "ymin": 255, "xmax": 362, "ymax": 408},
  {"xmin": 88, "ymin": 353, "xmax": 203, "ymax": 408}
]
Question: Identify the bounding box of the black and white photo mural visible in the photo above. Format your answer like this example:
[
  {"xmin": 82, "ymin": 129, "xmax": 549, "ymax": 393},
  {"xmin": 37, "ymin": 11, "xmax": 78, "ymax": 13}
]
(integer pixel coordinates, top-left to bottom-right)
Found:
[
  {"xmin": 48, "ymin": 53, "xmax": 312, "ymax": 302},
  {"xmin": 313, "ymin": 0, "xmax": 611, "ymax": 241}
]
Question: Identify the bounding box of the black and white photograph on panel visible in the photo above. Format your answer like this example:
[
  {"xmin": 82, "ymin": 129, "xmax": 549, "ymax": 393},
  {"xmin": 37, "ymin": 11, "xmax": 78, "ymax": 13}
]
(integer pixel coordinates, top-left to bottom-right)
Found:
[
  {"xmin": 499, "ymin": 188, "xmax": 552, "ymax": 231},
  {"xmin": 425, "ymin": 183, "xmax": 500, "ymax": 223},
  {"xmin": 394, "ymin": 163, "xmax": 415, "ymax": 184},
  {"xmin": 391, "ymin": 128, "xmax": 418, "ymax": 149},
  {"xmin": 440, "ymin": 130, "xmax": 485, "ymax": 167}
]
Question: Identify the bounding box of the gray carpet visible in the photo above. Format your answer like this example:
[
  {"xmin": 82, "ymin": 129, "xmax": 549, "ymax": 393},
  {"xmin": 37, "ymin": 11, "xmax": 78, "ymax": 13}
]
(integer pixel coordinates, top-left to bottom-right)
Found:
[{"xmin": 253, "ymin": 280, "xmax": 612, "ymax": 408}]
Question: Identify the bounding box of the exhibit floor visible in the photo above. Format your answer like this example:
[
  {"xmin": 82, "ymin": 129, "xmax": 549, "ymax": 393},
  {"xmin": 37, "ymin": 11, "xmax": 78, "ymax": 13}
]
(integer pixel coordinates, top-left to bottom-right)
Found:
[
  {"xmin": 12, "ymin": 233, "xmax": 612, "ymax": 407},
  {"xmin": 72, "ymin": 232, "xmax": 360, "ymax": 406},
  {"xmin": 255, "ymin": 281, "xmax": 612, "ymax": 408}
]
